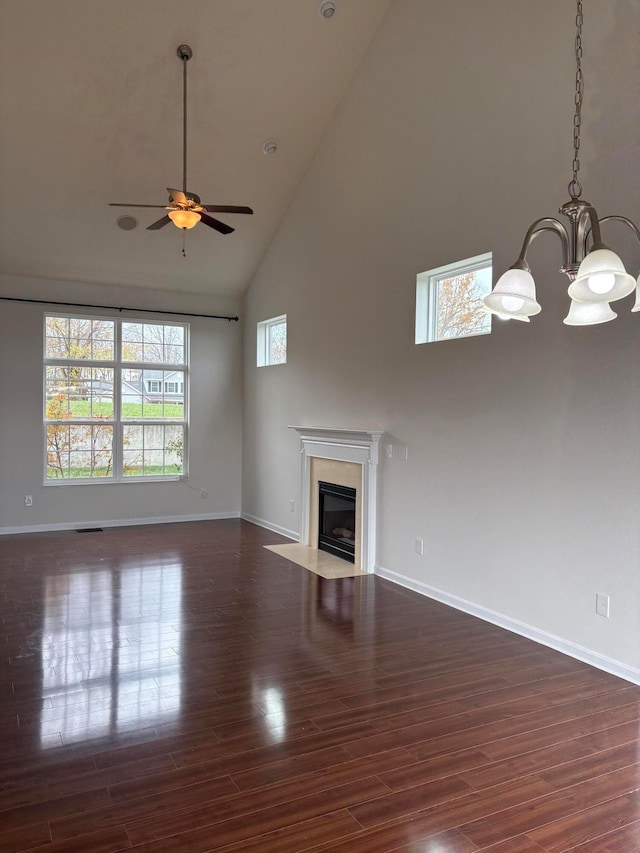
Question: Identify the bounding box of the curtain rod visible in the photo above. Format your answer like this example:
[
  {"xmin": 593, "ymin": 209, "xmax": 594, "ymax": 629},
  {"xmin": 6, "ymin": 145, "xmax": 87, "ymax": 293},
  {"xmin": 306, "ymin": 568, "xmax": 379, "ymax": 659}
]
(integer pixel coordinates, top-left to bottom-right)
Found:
[{"xmin": 0, "ymin": 296, "xmax": 239, "ymax": 322}]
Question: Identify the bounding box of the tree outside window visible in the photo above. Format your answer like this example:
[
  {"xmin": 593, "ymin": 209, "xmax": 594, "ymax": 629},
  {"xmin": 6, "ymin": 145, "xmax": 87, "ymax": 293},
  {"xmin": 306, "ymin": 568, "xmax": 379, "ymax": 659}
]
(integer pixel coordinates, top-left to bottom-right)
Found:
[{"xmin": 415, "ymin": 253, "xmax": 493, "ymax": 344}]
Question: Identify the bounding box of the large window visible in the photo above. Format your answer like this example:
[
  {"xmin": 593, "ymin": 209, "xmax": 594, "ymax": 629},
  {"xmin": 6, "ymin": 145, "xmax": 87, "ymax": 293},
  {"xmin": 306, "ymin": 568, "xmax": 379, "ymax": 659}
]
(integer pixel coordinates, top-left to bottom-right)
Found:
[
  {"xmin": 257, "ymin": 314, "xmax": 287, "ymax": 366},
  {"xmin": 44, "ymin": 315, "xmax": 188, "ymax": 482},
  {"xmin": 415, "ymin": 252, "xmax": 492, "ymax": 344}
]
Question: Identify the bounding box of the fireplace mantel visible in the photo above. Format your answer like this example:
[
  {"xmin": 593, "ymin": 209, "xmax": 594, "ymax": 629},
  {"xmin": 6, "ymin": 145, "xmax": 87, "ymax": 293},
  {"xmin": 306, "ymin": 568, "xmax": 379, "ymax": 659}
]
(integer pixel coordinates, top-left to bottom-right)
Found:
[{"xmin": 289, "ymin": 426, "xmax": 383, "ymax": 572}]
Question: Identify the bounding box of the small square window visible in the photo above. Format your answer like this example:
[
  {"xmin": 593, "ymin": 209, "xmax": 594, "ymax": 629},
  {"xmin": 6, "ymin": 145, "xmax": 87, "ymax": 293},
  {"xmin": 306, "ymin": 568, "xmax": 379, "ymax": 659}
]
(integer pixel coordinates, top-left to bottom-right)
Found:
[
  {"xmin": 415, "ymin": 252, "xmax": 492, "ymax": 344},
  {"xmin": 257, "ymin": 315, "xmax": 287, "ymax": 366}
]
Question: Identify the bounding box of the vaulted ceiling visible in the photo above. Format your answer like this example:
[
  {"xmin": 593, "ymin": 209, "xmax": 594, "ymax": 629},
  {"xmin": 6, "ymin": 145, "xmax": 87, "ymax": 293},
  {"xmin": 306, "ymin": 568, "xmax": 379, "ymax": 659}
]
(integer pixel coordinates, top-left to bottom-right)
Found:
[{"xmin": 0, "ymin": 0, "xmax": 391, "ymax": 297}]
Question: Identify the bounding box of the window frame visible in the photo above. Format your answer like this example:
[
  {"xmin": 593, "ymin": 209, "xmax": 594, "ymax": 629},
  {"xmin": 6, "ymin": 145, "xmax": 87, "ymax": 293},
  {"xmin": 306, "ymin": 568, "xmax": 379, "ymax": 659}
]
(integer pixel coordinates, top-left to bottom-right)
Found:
[
  {"xmin": 257, "ymin": 314, "xmax": 287, "ymax": 367},
  {"xmin": 43, "ymin": 313, "xmax": 189, "ymax": 485},
  {"xmin": 415, "ymin": 252, "xmax": 493, "ymax": 344}
]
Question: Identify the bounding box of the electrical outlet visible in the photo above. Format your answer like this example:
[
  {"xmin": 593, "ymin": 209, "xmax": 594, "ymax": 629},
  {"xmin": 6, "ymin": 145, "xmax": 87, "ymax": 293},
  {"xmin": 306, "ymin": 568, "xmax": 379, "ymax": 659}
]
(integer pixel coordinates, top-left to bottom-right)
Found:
[
  {"xmin": 289, "ymin": 499, "xmax": 295, "ymax": 512},
  {"xmin": 385, "ymin": 444, "xmax": 393, "ymax": 459},
  {"xmin": 200, "ymin": 489, "xmax": 208, "ymax": 499},
  {"xmin": 398, "ymin": 446, "xmax": 408, "ymax": 462},
  {"xmin": 595, "ymin": 593, "xmax": 610, "ymax": 618},
  {"xmin": 24, "ymin": 495, "xmax": 33, "ymax": 507},
  {"xmin": 415, "ymin": 537, "xmax": 424, "ymax": 556}
]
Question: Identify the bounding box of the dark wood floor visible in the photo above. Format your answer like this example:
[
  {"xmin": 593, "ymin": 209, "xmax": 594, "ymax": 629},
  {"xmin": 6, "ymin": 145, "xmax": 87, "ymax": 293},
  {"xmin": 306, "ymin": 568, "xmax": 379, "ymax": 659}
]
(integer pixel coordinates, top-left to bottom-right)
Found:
[{"xmin": 1, "ymin": 519, "xmax": 639, "ymax": 852}]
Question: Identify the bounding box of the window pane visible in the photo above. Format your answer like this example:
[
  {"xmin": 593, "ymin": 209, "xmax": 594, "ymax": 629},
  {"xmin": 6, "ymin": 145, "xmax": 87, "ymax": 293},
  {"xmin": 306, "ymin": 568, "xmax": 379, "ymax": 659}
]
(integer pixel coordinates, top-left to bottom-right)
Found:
[
  {"xmin": 121, "ymin": 370, "xmax": 143, "ymax": 419},
  {"xmin": 46, "ymin": 367, "xmax": 114, "ymax": 420},
  {"xmin": 268, "ymin": 321, "xmax": 286, "ymax": 365},
  {"xmin": 45, "ymin": 316, "xmax": 114, "ymax": 360},
  {"xmin": 46, "ymin": 425, "xmax": 113, "ymax": 479},
  {"xmin": 121, "ymin": 322, "xmax": 185, "ymax": 364},
  {"xmin": 436, "ymin": 268, "xmax": 491, "ymax": 341}
]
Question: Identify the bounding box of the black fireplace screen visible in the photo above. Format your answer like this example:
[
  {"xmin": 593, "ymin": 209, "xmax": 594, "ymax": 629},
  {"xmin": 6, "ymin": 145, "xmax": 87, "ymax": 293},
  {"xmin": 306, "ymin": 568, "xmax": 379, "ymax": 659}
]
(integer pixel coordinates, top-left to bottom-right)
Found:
[{"xmin": 318, "ymin": 481, "xmax": 356, "ymax": 563}]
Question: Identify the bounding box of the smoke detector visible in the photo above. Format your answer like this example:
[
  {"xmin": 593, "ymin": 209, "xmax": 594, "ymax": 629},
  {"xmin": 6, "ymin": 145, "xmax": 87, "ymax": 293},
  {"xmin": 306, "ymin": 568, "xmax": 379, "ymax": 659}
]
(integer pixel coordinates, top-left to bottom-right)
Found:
[
  {"xmin": 318, "ymin": 1, "xmax": 337, "ymax": 19},
  {"xmin": 117, "ymin": 215, "xmax": 138, "ymax": 231},
  {"xmin": 262, "ymin": 139, "xmax": 279, "ymax": 155}
]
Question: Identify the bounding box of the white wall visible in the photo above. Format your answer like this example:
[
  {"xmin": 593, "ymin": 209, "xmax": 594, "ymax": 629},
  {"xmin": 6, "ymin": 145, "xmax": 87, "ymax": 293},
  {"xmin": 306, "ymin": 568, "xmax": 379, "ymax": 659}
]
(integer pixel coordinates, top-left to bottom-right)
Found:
[
  {"xmin": 0, "ymin": 274, "xmax": 243, "ymax": 532},
  {"xmin": 242, "ymin": 0, "xmax": 640, "ymax": 678}
]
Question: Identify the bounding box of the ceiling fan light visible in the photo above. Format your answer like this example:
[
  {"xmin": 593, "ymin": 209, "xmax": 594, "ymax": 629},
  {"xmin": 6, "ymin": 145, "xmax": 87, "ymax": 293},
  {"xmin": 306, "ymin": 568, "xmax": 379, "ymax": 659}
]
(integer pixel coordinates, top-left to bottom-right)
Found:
[
  {"xmin": 568, "ymin": 248, "xmax": 636, "ymax": 304},
  {"xmin": 563, "ymin": 298, "xmax": 617, "ymax": 326},
  {"xmin": 483, "ymin": 268, "xmax": 541, "ymax": 318},
  {"xmin": 168, "ymin": 209, "xmax": 201, "ymax": 229}
]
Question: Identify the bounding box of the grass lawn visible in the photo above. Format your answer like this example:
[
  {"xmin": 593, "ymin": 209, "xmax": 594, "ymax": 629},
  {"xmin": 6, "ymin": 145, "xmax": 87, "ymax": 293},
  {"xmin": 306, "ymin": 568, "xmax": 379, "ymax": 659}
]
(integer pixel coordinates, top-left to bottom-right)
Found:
[
  {"xmin": 46, "ymin": 465, "xmax": 182, "ymax": 479},
  {"xmin": 67, "ymin": 401, "xmax": 184, "ymax": 419}
]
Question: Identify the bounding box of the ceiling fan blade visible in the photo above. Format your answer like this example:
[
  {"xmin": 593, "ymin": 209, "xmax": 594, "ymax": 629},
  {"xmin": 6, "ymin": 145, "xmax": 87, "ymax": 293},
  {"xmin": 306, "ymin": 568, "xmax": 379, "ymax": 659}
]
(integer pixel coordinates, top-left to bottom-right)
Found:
[
  {"xmin": 109, "ymin": 203, "xmax": 168, "ymax": 208},
  {"xmin": 202, "ymin": 205, "xmax": 253, "ymax": 215},
  {"xmin": 200, "ymin": 213, "xmax": 234, "ymax": 235},
  {"xmin": 147, "ymin": 215, "xmax": 172, "ymax": 231},
  {"xmin": 166, "ymin": 188, "xmax": 188, "ymax": 205}
]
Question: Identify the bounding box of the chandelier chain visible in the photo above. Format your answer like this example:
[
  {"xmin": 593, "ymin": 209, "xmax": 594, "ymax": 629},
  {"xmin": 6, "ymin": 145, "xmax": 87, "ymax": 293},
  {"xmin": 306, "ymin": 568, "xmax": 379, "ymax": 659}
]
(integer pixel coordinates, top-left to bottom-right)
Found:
[{"xmin": 569, "ymin": 0, "xmax": 584, "ymax": 198}]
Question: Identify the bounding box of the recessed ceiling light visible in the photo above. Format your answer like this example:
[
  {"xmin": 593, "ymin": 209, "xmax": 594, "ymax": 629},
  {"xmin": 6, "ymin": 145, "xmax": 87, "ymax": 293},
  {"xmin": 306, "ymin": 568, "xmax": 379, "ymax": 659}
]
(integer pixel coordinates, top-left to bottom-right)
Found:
[
  {"xmin": 318, "ymin": 1, "xmax": 337, "ymax": 19},
  {"xmin": 117, "ymin": 215, "xmax": 138, "ymax": 231},
  {"xmin": 262, "ymin": 139, "xmax": 279, "ymax": 155}
]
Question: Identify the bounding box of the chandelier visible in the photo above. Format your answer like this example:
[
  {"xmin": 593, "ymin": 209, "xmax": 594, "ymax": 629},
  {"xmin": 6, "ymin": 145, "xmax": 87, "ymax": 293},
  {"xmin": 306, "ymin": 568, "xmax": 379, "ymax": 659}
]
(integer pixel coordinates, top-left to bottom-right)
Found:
[{"xmin": 483, "ymin": 0, "xmax": 640, "ymax": 326}]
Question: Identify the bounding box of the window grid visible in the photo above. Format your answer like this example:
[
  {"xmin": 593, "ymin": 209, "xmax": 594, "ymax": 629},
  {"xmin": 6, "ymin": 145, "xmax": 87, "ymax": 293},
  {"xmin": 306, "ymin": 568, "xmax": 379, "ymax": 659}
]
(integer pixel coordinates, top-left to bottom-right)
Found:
[{"xmin": 44, "ymin": 315, "xmax": 188, "ymax": 483}]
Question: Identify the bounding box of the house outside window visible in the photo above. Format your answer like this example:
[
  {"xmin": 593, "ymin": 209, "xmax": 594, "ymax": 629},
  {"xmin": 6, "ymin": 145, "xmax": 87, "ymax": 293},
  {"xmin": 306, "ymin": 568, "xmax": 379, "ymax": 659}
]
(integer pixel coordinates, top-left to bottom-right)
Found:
[
  {"xmin": 44, "ymin": 315, "xmax": 188, "ymax": 481},
  {"xmin": 257, "ymin": 314, "xmax": 287, "ymax": 366},
  {"xmin": 415, "ymin": 252, "xmax": 492, "ymax": 344}
]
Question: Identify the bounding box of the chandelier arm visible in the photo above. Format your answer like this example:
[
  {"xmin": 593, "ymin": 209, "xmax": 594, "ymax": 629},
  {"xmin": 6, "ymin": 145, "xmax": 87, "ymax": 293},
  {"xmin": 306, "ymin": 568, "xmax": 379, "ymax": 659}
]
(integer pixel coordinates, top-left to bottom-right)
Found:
[
  {"xmin": 514, "ymin": 218, "xmax": 571, "ymax": 268},
  {"xmin": 587, "ymin": 215, "xmax": 640, "ymax": 249}
]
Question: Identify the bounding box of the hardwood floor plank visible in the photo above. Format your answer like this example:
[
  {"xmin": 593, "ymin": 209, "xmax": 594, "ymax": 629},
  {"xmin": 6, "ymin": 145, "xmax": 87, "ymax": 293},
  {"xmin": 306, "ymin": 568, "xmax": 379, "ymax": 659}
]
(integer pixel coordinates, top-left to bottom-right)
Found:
[
  {"xmin": 526, "ymin": 793, "xmax": 640, "ymax": 852},
  {"xmin": 125, "ymin": 776, "xmax": 390, "ymax": 849},
  {"xmin": 459, "ymin": 764, "xmax": 640, "ymax": 847},
  {"xmin": 1, "ymin": 520, "xmax": 639, "ymax": 853},
  {"xmin": 21, "ymin": 824, "xmax": 131, "ymax": 853},
  {"xmin": 213, "ymin": 809, "xmax": 361, "ymax": 853},
  {"xmin": 567, "ymin": 818, "xmax": 640, "ymax": 852},
  {"xmin": 0, "ymin": 821, "xmax": 51, "ymax": 853}
]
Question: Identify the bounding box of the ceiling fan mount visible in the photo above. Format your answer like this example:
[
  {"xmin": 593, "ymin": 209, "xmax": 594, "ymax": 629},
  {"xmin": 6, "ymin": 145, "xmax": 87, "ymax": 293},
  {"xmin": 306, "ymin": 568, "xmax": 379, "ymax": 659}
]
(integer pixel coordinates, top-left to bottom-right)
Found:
[{"xmin": 110, "ymin": 44, "xmax": 253, "ymax": 240}]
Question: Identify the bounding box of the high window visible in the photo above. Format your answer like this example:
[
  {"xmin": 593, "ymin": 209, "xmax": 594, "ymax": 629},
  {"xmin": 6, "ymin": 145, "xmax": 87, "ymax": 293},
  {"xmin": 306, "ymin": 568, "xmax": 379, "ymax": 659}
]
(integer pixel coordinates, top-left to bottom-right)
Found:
[
  {"xmin": 44, "ymin": 315, "xmax": 188, "ymax": 481},
  {"xmin": 257, "ymin": 314, "xmax": 287, "ymax": 366},
  {"xmin": 415, "ymin": 252, "xmax": 492, "ymax": 343}
]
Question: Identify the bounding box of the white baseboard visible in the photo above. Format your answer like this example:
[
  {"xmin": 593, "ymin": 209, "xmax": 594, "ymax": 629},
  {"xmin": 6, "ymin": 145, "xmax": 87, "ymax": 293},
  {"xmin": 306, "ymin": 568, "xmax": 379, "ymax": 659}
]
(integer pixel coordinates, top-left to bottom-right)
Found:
[
  {"xmin": 376, "ymin": 565, "xmax": 640, "ymax": 687},
  {"xmin": 0, "ymin": 511, "xmax": 241, "ymax": 536},
  {"xmin": 241, "ymin": 512, "xmax": 299, "ymax": 541}
]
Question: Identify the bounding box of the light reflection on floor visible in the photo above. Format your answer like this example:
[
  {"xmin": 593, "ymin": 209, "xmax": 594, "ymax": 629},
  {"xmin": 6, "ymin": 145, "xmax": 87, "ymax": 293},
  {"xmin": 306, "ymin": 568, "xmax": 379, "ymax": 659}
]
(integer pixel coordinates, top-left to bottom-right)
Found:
[{"xmin": 40, "ymin": 559, "xmax": 182, "ymax": 747}]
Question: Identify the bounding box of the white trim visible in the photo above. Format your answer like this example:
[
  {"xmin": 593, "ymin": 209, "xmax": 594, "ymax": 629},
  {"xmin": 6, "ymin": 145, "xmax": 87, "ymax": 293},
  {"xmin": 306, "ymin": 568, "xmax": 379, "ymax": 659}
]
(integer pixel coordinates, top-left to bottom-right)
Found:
[
  {"xmin": 241, "ymin": 512, "xmax": 299, "ymax": 541},
  {"xmin": 0, "ymin": 511, "xmax": 240, "ymax": 536},
  {"xmin": 289, "ymin": 426, "xmax": 383, "ymax": 573},
  {"xmin": 376, "ymin": 565, "xmax": 640, "ymax": 686},
  {"xmin": 257, "ymin": 314, "xmax": 287, "ymax": 367},
  {"xmin": 415, "ymin": 251, "xmax": 492, "ymax": 344}
]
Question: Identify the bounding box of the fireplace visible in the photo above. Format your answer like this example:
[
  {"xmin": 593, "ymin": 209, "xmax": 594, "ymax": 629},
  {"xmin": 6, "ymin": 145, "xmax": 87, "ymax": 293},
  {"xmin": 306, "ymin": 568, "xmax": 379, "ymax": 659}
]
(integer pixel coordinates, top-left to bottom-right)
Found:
[
  {"xmin": 290, "ymin": 426, "xmax": 383, "ymax": 572},
  {"xmin": 318, "ymin": 481, "xmax": 356, "ymax": 563}
]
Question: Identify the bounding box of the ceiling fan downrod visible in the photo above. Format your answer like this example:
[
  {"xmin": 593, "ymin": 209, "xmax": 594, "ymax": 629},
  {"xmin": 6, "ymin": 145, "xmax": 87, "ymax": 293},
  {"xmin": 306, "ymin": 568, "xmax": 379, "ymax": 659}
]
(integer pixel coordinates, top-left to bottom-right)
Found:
[{"xmin": 177, "ymin": 45, "xmax": 193, "ymax": 196}]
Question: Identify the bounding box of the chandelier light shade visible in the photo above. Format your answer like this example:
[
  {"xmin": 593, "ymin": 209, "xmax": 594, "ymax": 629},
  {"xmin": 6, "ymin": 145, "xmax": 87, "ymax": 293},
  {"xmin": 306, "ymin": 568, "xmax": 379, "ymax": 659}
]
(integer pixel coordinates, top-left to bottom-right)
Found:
[
  {"xmin": 483, "ymin": 0, "xmax": 640, "ymax": 327},
  {"xmin": 563, "ymin": 299, "xmax": 617, "ymax": 326},
  {"xmin": 168, "ymin": 209, "xmax": 201, "ymax": 229},
  {"xmin": 483, "ymin": 265, "xmax": 541, "ymax": 319},
  {"xmin": 567, "ymin": 248, "xmax": 636, "ymax": 304}
]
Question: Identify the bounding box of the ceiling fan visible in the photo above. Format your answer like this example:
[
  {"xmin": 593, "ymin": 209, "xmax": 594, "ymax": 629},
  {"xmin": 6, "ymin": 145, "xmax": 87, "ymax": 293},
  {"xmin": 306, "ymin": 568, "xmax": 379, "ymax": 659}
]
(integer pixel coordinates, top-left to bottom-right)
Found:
[{"xmin": 110, "ymin": 44, "xmax": 253, "ymax": 239}]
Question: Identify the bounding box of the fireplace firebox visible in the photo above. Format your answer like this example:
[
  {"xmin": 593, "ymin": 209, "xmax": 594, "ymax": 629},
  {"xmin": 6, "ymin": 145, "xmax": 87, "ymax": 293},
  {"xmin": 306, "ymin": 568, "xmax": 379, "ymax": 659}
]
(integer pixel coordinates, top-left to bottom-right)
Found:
[{"xmin": 318, "ymin": 481, "xmax": 356, "ymax": 563}]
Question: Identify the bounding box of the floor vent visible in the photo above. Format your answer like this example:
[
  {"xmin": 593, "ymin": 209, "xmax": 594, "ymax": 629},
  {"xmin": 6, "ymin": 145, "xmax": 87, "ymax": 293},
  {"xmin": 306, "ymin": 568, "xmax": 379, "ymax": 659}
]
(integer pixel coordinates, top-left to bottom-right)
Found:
[{"xmin": 76, "ymin": 527, "xmax": 104, "ymax": 533}]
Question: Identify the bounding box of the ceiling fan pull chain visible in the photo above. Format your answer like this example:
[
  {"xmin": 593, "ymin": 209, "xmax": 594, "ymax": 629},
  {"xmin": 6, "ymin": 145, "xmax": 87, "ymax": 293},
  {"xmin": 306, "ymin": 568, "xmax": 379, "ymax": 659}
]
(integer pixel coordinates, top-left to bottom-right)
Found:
[{"xmin": 182, "ymin": 229, "xmax": 187, "ymax": 257}]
